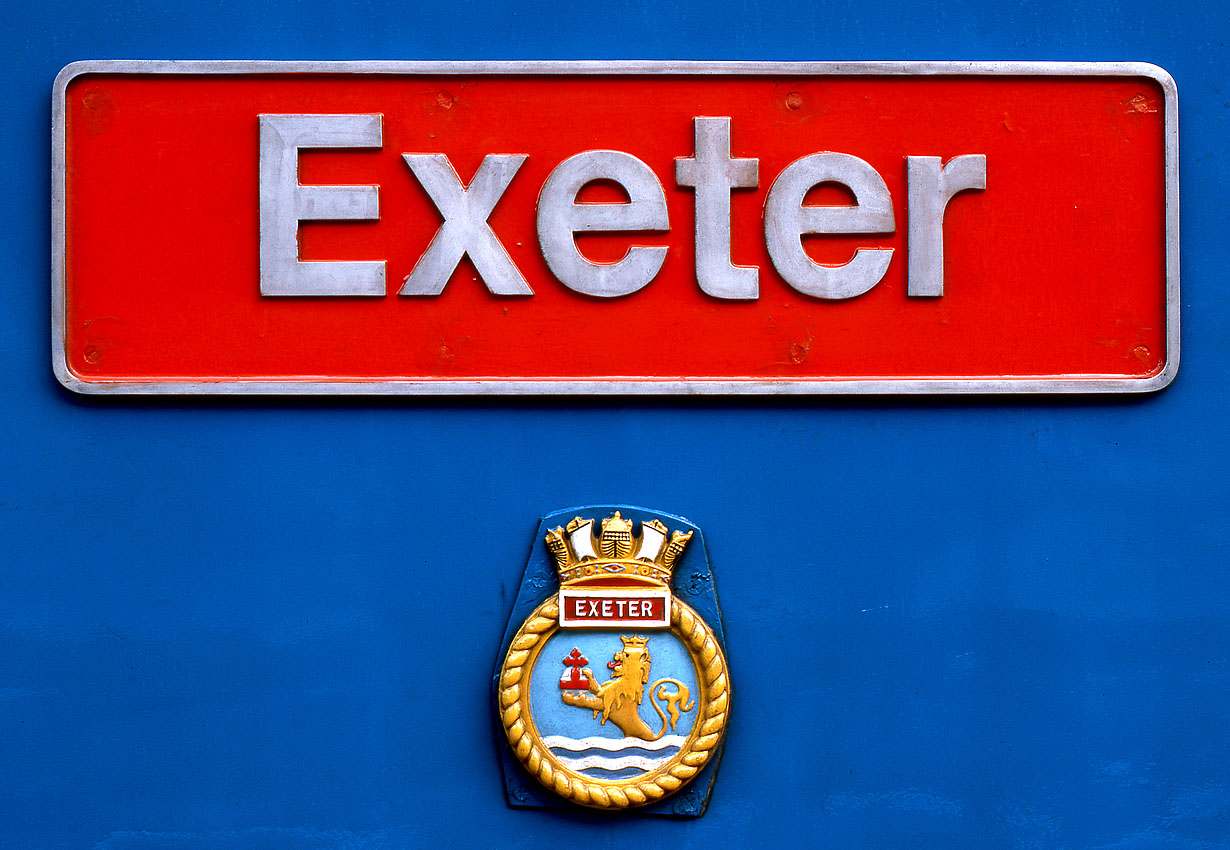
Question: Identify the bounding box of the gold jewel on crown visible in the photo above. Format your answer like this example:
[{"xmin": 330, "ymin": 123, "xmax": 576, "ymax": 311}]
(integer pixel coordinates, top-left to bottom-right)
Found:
[{"xmin": 545, "ymin": 511, "xmax": 693, "ymax": 588}]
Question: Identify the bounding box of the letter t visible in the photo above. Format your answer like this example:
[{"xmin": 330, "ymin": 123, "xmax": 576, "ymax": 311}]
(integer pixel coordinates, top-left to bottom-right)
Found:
[{"xmin": 675, "ymin": 116, "xmax": 760, "ymax": 299}]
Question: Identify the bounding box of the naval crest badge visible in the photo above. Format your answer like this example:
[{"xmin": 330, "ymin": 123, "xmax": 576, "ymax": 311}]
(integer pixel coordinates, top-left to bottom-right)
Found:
[{"xmin": 495, "ymin": 507, "xmax": 730, "ymax": 815}]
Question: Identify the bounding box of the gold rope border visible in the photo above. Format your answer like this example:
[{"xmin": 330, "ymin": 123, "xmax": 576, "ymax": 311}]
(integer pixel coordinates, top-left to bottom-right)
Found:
[{"xmin": 498, "ymin": 594, "xmax": 730, "ymax": 809}]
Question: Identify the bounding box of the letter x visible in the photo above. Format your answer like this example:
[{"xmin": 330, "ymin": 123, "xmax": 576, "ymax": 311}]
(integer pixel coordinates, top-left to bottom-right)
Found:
[{"xmin": 399, "ymin": 153, "xmax": 531, "ymax": 295}]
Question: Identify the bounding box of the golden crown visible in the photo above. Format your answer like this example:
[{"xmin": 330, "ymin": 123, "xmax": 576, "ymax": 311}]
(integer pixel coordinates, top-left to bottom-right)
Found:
[{"xmin": 545, "ymin": 511, "xmax": 693, "ymax": 588}]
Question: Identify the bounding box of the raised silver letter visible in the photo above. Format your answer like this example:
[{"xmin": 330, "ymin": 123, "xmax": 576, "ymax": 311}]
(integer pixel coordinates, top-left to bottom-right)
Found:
[
  {"xmin": 259, "ymin": 114, "xmax": 384, "ymax": 296},
  {"xmin": 537, "ymin": 150, "xmax": 669, "ymax": 298},
  {"xmin": 906, "ymin": 155, "xmax": 987, "ymax": 297},
  {"xmin": 675, "ymin": 117, "xmax": 759, "ymax": 299},
  {"xmin": 400, "ymin": 154, "xmax": 531, "ymax": 296},
  {"xmin": 764, "ymin": 153, "xmax": 894, "ymax": 300}
]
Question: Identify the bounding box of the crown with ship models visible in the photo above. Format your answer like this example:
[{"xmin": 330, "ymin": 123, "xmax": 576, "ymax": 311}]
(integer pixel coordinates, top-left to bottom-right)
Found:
[{"xmin": 545, "ymin": 511, "xmax": 693, "ymax": 588}]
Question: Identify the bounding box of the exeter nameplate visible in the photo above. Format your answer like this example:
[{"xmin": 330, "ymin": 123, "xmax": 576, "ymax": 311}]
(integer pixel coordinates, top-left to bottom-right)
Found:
[{"xmin": 52, "ymin": 61, "xmax": 1178, "ymax": 394}]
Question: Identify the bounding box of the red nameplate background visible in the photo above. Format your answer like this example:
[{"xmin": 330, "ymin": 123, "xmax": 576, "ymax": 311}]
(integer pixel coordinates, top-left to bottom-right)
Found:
[{"xmin": 53, "ymin": 62, "xmax": 1178, "ymax": 393}]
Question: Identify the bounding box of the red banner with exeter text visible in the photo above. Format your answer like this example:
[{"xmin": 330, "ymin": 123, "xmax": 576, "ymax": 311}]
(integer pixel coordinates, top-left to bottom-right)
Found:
[{"xmin": 53, "ymin": 62, "xmax": 1177, "ymax": 394}]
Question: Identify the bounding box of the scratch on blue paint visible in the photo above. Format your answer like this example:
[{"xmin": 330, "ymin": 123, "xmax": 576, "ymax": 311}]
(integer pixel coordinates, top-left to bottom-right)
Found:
[
  {"xmin": 95, "ymin": 829, "xmax": 402, "ymax": 850},
  {"xmin": 1091, "ymin": 828, "xmax": 1216, "ymax": 850},
  {"xmin": 0, "ymin": 686, "xmax": 38, "ymax": 700},
  {"xmin": 823, "ymin": 788, "xmax": 962, "ymax": 818}
]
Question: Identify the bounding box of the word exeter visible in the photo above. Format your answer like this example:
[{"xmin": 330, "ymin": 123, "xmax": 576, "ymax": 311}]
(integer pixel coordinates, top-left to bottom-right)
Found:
[{"xmin": 259, "ymin": 114, "xmax": 985, "ymax": 301}]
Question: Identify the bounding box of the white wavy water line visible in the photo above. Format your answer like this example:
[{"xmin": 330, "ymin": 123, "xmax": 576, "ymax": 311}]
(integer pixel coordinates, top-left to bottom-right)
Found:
[
  {"xmin": 542, "ymin": 734, "xmax": 687, "ymax": 752},
  {"xmin": 554, "ymin": 752, "xmax": 675, "ymax": 772}
]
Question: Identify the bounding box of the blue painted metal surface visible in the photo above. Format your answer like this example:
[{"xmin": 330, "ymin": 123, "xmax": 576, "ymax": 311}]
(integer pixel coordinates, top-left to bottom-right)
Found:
[{"xmin": 3, "ymin": 2, "xmax": 1229, "ymax": 848}]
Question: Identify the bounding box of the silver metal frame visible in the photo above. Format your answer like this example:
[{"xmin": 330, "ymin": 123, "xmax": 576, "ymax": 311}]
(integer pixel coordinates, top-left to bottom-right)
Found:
[{"xmin": 51, "ymin": 60, "xmax": 1180, "ymax": 396}]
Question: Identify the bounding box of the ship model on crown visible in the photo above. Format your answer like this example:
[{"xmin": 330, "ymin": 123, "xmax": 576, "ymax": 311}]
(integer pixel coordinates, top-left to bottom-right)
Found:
[{"xmin": 495, "ymin": 507, "xmax": 730, "ymax": 815}]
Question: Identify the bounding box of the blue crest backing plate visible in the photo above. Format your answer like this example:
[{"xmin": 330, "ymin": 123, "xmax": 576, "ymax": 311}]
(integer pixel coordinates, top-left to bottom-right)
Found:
[{"xmin": 493, "ymin": 505, "xmax": 729, "ymax": 816}]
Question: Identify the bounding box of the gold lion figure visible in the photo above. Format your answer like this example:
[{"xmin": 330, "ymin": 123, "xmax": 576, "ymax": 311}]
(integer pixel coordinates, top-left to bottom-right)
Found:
[{"xmin": 561, "ymin": 636, "xmax": 694, "ymax": 741}]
